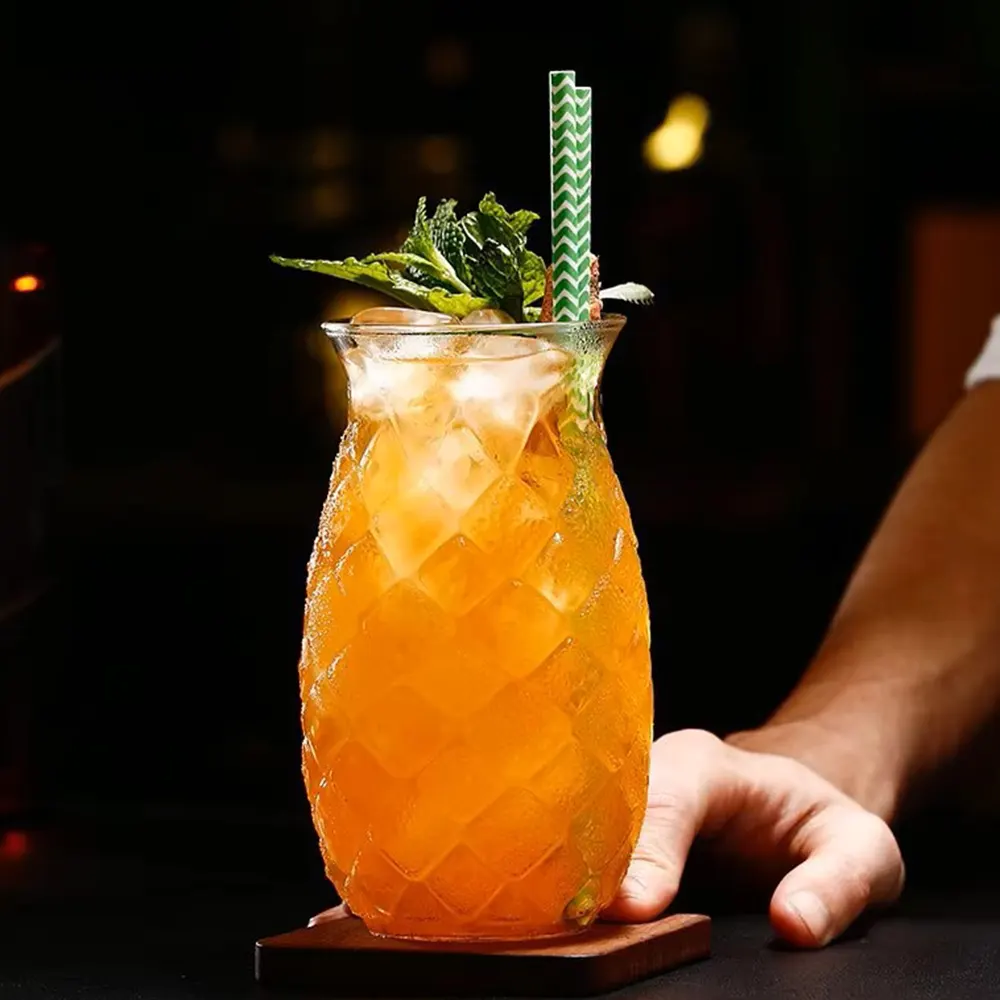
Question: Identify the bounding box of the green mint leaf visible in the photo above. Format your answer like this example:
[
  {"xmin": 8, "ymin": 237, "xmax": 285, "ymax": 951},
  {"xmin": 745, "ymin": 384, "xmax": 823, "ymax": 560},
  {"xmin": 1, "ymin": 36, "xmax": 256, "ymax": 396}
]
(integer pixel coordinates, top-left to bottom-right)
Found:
[
  {"xmin": 269, "ymin": 254, "xmax": 488, "ymax": 316},
  {"xmin": 429, "ymin": 198, "xmax": 472, "ymax": 287},
  {"xmin": 401, "ymin": 197, "xmax": 473, "ymax": 294},
  {"xmin": 458, "ymin": 193, "xmax": 539, "ymax": 320},
  {"xmin": 599, "ymin": 282, "xmax": 655, "ymax": 305},
  {"xmin": 401, "ymin": 198, "xmax": 459, "ymax": 290},
  {"xmin": 478, "ymin": 192, "xmax": 540, "ymax": 236},
  {"xmin": 429, "ymin": 198, "xmax": 458, "ymax": 243},
  {"xmin": 363, "ymin": 251, "xmax": 454, "ymax": 288},
  {"xmin": 521, "ymin": 250, "xmax": 546, "ymax": 306},
  {"xmin": 464, "ymin": 236, "xmax": 522, "ymax": 318},
  {"xmin": 401, "ymin": 196, "xmax": 434, "ymax": 257},
  {"xmin": 468, "ymin": 194, "xmax": 520, "ymax": 253}
]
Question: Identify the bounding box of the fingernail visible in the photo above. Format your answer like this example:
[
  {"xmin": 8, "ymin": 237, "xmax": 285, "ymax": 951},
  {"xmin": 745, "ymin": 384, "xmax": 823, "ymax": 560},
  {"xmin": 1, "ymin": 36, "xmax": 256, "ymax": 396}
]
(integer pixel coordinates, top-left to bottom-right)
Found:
[{"xmin": 786, "ymin": 891, "xmax": 832, "ymax": 946}]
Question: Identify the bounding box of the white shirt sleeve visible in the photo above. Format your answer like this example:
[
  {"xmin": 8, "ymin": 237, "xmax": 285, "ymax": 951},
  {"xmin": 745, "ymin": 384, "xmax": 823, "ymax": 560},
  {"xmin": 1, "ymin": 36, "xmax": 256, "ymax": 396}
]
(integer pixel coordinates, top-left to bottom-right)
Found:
[{"xmin": 966, "ymin": 316, "xmax": 1000, "ymax": 389}]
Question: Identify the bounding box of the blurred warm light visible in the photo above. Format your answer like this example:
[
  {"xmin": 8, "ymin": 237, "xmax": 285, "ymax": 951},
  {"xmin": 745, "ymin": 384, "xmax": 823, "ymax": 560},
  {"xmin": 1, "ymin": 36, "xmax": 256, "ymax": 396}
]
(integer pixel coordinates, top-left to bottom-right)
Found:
[
  {"xmin": 425, "ymin": 37, "xmax": 470, "ymax": 87},
  {"xmin": 216, "ymin": 124, "xmax": 257, "ymax": 165},
  {"xmin": 669, "ymin": 93, "xmax": 711, "ymax": 131},
  {"xmin": 323, "ymin": 289, "xmax": 386, "ymax": 322},
  {"xmin": 0, "ymin": 830, "xmax": 28, "ymax": 860},
  {"xmin": 11, "ymin": 274, "xmax": 42, "ymax": 293},
  {"xmin": 418, "ymin": 135, "xmax": 461, "ymax": 176},
  {"xmin": 644, "ymin": 93, "xmax": 711, "ymax": 172},
  {"xmin": 307, "ymin": 180, "xmax": 351, "ymax": 224},
  {"xmin": 310, "ymin": 129, "xmax": 352, "ymax": 170},
  {"xmin": 645, "ymin": 122, "xmax": 703, "ymax": 171}
]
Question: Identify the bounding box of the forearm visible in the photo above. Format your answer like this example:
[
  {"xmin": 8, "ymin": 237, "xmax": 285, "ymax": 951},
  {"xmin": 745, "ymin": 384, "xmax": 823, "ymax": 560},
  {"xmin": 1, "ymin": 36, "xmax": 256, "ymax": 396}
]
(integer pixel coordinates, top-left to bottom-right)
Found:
[{"xmin": 731, "ymin": 382, "xmax": 1000, "ymax": 820}]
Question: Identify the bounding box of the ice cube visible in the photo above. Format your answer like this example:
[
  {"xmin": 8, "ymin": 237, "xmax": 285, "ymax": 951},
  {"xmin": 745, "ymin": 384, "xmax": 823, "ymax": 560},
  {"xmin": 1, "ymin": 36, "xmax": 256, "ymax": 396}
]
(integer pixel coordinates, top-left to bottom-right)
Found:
[
  {"xmin": 514, "ymin": 347, "xmax": 569, "ymax": 395},
  {"xmin": 465, "ymin": 334, "xmax": 539, "ymax": 358},
  {"xmin": 463, "ymin": 308, "xmax": 515, "ymax": 325},
  {"xmin": 390, "ymin": 336, "xmax": 451, "ymax": 360},
  {"xmin": 392, "ymin": 379, "xmax": 459, "ymax": 467},
  {"xmin": 357, "ymin": 356, "xmax": 437, "ymax": 408},
  {"xmin": 341, "ymin": 351, "xmax": 383, "ymax": 411},
  {"xmin": 422, "ymin": 425, "xmax": 501, "ymax": 511},
  {"xmin": 452, "ymin": 350, "xmax": 568, "ymax": 470},
  {"xmin": 371, "ymin": 484, "xmax": 457, "ymax": 577},
  {"xmin": 352, "ymin": 306, "xmax": 456, "ymax": 327}
]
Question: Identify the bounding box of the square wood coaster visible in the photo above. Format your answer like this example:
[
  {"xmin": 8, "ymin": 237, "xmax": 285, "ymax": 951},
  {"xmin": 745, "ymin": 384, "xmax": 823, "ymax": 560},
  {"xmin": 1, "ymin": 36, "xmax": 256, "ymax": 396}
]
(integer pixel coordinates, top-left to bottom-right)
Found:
[{"xmin": 255, "ymin": 909, "xmax": 710, "ymax": 996}]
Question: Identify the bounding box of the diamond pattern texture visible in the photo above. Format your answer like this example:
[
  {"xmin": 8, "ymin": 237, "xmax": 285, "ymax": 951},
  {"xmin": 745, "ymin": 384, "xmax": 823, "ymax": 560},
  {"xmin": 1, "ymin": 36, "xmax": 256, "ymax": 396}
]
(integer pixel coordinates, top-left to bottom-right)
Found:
[{"xmin": 301, "ymin": 368, "xmax": 652, "ymax": 939}]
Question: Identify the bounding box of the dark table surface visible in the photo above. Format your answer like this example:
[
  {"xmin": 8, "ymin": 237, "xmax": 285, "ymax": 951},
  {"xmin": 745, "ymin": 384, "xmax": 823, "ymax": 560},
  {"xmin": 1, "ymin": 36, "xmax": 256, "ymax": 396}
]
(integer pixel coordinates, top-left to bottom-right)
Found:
[{"xmin": 2, "ymin": 810, "xmax": 1000, "ymax": 1000}]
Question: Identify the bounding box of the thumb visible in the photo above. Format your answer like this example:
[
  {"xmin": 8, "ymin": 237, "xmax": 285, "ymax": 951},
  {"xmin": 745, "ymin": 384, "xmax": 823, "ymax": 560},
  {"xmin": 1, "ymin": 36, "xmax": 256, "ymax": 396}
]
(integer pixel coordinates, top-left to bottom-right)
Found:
[
  {"xmin": 770, "ymin": 804, "xmax": 904, "ymax": 948},
  {"xmin": 606, "ymin": 731, "xmax": 730, "ymax": 922},
  {"xmin": 605, "ymin": 797, "xmax": 690, "ymax": 922}
]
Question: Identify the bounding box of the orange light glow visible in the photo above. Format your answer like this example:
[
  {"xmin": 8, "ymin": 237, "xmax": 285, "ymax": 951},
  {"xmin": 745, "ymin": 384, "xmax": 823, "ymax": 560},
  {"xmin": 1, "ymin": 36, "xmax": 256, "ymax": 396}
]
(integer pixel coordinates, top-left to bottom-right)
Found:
[
  {"xmin": 12, "ymin": 274, "xmax": 42, "ymax": 293},
  {"xmin": 0, "ymin": 830, "xmax": 28, "ymax": 860}
]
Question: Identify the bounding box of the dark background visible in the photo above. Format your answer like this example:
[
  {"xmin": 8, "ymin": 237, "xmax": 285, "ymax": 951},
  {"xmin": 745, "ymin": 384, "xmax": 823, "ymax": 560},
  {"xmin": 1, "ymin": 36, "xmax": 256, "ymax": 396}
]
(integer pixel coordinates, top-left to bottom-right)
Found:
[{"xmin": 4, "ymin": 0, "xmax": 1000, "ymax": 834}]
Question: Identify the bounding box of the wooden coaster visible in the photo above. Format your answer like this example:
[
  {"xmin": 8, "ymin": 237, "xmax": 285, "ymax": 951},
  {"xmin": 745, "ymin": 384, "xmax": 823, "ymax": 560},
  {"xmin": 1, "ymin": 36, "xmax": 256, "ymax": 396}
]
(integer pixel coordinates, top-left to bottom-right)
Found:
[{"xmin": 255, "ymin": 909, "xmax": 710, "ymax": 996}]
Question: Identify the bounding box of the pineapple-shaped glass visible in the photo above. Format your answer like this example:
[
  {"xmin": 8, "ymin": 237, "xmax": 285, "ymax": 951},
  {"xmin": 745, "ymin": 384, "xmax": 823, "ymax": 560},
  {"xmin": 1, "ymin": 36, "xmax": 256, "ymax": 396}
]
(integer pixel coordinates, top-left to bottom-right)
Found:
[{"xmin": 300, "ymin": 316, "xmax": 652, "ymax": 940}]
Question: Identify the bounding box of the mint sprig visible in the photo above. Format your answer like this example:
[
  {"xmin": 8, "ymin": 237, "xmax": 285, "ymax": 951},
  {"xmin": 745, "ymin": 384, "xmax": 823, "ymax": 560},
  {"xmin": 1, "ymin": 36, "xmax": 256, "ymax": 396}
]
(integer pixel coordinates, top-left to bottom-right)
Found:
[
  {"xmin": 271, "ymin": 193, "xmax": 547, "ymax": 321},
  {"xmin": 267, "ymin": 255, "xmax": 489, "ymax": 317}
]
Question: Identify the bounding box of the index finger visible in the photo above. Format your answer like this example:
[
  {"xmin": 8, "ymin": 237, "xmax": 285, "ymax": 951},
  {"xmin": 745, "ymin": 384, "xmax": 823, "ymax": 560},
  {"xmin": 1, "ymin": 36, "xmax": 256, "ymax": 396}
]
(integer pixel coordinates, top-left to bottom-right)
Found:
[{"xmin": 770, "ymin": 803, "xmax": 904, "ymax": 947}]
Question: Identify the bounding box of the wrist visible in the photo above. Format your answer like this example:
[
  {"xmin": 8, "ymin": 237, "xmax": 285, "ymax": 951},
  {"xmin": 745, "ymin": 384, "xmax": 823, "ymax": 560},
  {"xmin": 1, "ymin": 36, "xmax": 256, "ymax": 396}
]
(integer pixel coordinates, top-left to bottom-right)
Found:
[{"xmin": 725, "ymin": 715, "xmax": 905, "ymax": 822}]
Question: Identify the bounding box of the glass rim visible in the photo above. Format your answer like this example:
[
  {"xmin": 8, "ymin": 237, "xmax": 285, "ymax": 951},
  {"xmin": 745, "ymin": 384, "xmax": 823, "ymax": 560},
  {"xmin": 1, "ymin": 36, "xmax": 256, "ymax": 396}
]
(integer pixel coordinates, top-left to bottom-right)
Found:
[{"xmin": 321, "ymin": 313, "xmax": 626, "ymax": 338}]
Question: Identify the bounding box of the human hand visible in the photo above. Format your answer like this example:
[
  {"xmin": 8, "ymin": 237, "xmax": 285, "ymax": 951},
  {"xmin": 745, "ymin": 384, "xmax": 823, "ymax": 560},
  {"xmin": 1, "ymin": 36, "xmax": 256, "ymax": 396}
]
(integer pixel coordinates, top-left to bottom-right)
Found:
[{"xmin": 606, "ymin": 729, "xmax": 905, "ymax": 947}]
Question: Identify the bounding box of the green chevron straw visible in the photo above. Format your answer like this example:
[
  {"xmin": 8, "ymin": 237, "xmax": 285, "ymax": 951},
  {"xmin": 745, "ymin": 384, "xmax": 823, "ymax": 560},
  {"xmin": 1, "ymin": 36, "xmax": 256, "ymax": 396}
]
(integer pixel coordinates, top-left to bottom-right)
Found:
[
  {"xmin": 574, "ymin": 85, "xmax": 592, "ymax": 316},
  {"xmin": 549, "ymin": 70, "xmax": 589, "ymax": 322}
]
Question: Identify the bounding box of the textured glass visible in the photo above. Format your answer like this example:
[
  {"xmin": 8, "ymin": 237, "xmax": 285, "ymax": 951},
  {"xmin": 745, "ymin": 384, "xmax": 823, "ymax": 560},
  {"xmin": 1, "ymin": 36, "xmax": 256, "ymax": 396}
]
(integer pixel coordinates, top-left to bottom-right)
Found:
[{"xmin": 300, "ymin": 317, "xmax": 652, "ymax": 940}]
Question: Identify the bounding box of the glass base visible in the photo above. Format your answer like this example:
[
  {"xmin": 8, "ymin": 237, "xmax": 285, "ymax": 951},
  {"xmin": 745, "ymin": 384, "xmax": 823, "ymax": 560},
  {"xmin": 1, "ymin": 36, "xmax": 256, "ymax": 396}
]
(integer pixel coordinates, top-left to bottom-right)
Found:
[{"xmin": 366, "ymin": 923, "xmax": 589, "ymax": 944}]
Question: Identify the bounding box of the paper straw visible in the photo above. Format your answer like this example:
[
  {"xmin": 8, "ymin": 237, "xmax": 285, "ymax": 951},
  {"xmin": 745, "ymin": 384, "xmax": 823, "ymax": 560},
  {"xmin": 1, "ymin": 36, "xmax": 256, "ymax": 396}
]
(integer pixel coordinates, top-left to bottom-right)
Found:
[
  {"xmin": 574, "ymin": 85, "xmax": 592, "ymax": 317},
  {"xmin": 549, "ymin": 70, "xmax": 588, "ymax": 322}
]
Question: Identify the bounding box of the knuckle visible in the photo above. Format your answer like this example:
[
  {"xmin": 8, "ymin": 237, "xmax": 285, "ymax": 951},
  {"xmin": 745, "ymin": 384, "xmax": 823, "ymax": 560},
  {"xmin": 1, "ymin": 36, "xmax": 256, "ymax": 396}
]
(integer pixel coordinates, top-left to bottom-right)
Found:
[
  {"xmin": 825, "ymin": 810, "xmax": 902, "ymax": 905},
  {"xmin": 653, "ymin": 728, "xmax": 723, "ymax": 765},
  {"xmin": 760, "ymin": 751, "xmax": 815, "ymax": 789},
  {"xmin": 858, "ymin": 810, "xmax": 900, "ymax": 853},
  {"xmin": 679, "ymin": 728, "xmax": 725, "ymax": 756},
  {"xmin": 838, "ymin": 857, "xmax": 875, "ymax": 906},
  {"xmin": 865, "ymin": 814, "xmax": 906, "ymax": 895}
]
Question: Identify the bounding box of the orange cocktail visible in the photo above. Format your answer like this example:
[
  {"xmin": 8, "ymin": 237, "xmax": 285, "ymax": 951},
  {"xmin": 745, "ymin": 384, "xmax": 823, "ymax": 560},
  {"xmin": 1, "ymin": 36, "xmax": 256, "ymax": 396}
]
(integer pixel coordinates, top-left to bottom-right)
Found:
[{"xmin": 299, "ymin": 317, "xmax": 652, "ymax": 940}]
